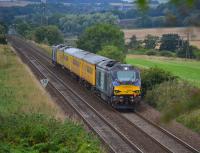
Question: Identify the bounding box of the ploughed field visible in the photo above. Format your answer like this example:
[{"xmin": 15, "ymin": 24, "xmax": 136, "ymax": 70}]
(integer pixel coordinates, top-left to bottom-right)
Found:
[{"xmin": 126, "ymin": 55, "xmax": 200, "ymax": 87}]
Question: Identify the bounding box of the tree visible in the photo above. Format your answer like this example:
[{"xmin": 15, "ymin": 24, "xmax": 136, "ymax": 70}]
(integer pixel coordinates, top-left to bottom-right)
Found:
[
  {"xmin": 97, "ymin": 45, "xmax": 125, "ymax": 63},
  {"xmin": 15, "ymin": 22, "xmax": 31, "ymax": 37},
  {"xmin": 176, "ymin": 41, "xmax": 196, "ymax": 58},
  {"xmin": 128, "ymin": 35, "xmax": 141, "ymax": 49},
  {"xmin": 48, "ymin": 13, "xmax": 64, "ymax": 26},
  {"xmin": 0, "ymin": 24, "xmax": 5, "ymax": 35},
  {"xmin": 136, "ymin": 15, "xmax": 153, "ymax": 28},
  {"xmin": 135, "ymin": 0, "xmax": 196, "ymax": 10},
  {"xmin": 77, "ymin": 24, "xmax": 125, "ymax": 53},
  {"xmin": 0, "ymin": 24, "xmax": 6, "ymax": 44},
  {"xmin": 59, "ymin": 13, "xmax": 118, "ymax": 36},
  {"xmin": 160, "ymin": 34, "xmax": 180, "ymax": 52},
  {"xmin": 46, "ymin": 26, "xmax": 64, "ymax": 45},
  {"xmin": 165, "ymin": 12, "xmax": 179, "ymax": 27},
  {"xmin": 144, "ymin": 35, "xmax": 159, "ymax": 49},
  {"xmin": 34, "ymin": 26, "xmax": 64, "ymax": 45}
]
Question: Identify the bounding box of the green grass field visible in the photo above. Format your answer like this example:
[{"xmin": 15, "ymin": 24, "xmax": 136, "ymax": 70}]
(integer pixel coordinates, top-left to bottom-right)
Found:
[{"xmin": 127, "ymin": 55, "xmax": 200, "ymax": 87}]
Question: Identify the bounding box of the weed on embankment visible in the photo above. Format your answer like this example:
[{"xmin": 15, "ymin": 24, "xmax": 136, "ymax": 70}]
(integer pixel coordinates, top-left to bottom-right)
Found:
[
  {"xmin": 0, "ymin": 45, "xmax": 102, "ymax": 153},
  {"xmin": 145, "ymin": 80, "xmax": 200, "ymax": 133}
]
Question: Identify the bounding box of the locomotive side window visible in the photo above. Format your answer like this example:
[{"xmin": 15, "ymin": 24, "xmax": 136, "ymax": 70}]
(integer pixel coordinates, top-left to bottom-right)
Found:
[
  {"xmin": 87, "ymin": 66, "xmax": 93, "ymax": 74},
  {"xmin": 104, "ymin": 73, "xmax": 107, "ymax": 91},
  {"xmin": 73, "ymin": 59, "xmax": 80, "ymax": 66},
  {"xmin": 97, "ymin": 71, "xmax": 101, "ymax": 87},
  {"xmin": 100, "ymin": 71, "xmax": 105, "ymax": 90}
]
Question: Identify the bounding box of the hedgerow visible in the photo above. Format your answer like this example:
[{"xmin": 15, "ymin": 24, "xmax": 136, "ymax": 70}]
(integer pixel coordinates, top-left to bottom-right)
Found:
[{"xmin": 141, "ymin": 67, "xmax": 177, "ymax": 96}]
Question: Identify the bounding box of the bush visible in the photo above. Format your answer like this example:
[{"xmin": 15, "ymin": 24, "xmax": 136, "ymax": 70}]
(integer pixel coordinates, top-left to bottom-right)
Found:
[
  {"xmin": 0, "ymin": 24, "xmax": 6, "ymax": 44},
  {"xmin": 194, "ymin": 50, "xmax": 200, "ymax": 60},
  {"xmin": 144, "ymin": 35, "xmax": 159, "ymax": 49},
  {"xmin": 160, "ymin": 34, "xmax": 180, "ymax": 52},
  {"xmin": 145, "ymin": 50, "xmax": 157, "ymax": 56},
  {"xmin": 141, "ymin": 67, "xmax": 177, "ymax": 96},
  {"xmin": 0, "ymin": 35, "xmax": 6, "ymax": 44},
  {"xmin": 145, "ymin": 80, "xmax": 200, "ymax": 123},
  {"xmin": 34, "ymin": 26, "xmax": 64, "ymax": 45},
  {"xmin": 77, "ymin": 23, "xmax": 125, "ymax": 54},
  {"xmin": 0, "ymin": 114, "xmax": 101, "ymax": 153},
  {"xmin": 128, "ymin": 35, "xmax": 141, "ymax": 49},
  {"xmin": 97, "ymin": 45, "xmax": 125, "ymax": 63},
  {"xmin": 159, "ymin": 51, "xmax": 174, "ymax": 57},
  {"xmin": 177, "ymin": 110, "xmax": 200, "ymax": 133},
  {"xmin": 176, "ymin": 43, "xmax": 196, "ymax": 59},
  {"xmin": 128, "ymin": 48, "xmax": 147, "ymax": 55}
]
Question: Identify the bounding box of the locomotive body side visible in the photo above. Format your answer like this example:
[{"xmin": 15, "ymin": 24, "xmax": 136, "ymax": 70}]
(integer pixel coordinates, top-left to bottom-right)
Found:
[
  {"xmin": 96, "ymin": 61, "xmax": 141, "ymax": 109},
  {"xmin": 52, "ymin": 44, "xmax": 65, "ymax": 65},
  {"xmin": 70, "ymin": 51, "xmax": 89, "ymax": 78},
  {"xmin": 63, "ymin": 52, "xmax": 70, "ymax": 70},
  {"xmin": 82, "ymin": 61, "xmax": 96, "ymax": 86},
  {"xmin": 82, "ymin": 54, "xmax": 108, "ymax": 86},
  {"xmin": 56, "ymin": 46, "xmax": 66, "ymax": 66},
  {"xmin": 63, "ymin": 48, "xmax": 80, "ymax": 71}
]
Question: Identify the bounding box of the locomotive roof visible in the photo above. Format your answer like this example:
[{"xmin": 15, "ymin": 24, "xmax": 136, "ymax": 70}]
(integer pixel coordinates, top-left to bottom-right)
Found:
[
  {"xmin": 53, "ymin": 44, "xmax": 65, "ymax": 49},
  {"xmin": 82, "ymin": 53, "xmax": 108, "ymax": 64},
  {"xmin": 59, "ymin": 46, "xmax": 69, "ymax": 51},
  {"xmin": 64, "ymin": 47, "xmax": 80, "ymax": 55},
  {"xmin": 71, "ymin": 48, "xmax": 90, "ymax": 59},
  {"xmin": 97, "ymin": 60, "xmax": 120, "ymax": 70}
]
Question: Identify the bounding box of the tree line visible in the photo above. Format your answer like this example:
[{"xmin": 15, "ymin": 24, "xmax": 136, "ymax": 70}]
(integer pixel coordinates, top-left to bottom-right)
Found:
[
  {"xmin": 13, "ymin": 13, "xmax": 118, "ymax": 45},
  {"xmin": 1, "ymin": 0, "xmax": 200, "ymax": 31},
  {"xmin": 0, "ymin": 23, "xmax": 7, "ymax": 44},
  {"xmin": 114, "ymin": 0, "xmax": 200, "ymax": 28},
  {"xmin": 127, "ymin": 33, "xmax": 200, "ymax": 60}
]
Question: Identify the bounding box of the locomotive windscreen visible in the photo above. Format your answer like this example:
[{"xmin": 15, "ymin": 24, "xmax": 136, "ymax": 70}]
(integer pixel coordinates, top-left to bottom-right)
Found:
[{"xmin": 113, "ymin": 71, "xmax": 136, "ymax": 82}]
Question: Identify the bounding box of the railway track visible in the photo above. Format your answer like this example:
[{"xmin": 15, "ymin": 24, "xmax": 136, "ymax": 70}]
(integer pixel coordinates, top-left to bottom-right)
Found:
[
  {"xmin": 122, "ymin": 112, "xmax": 200, "ymax": 153},
  {"xmin": 9, "ymin": 37, "xmax": 142, "ymax": 153},
  {"xmin": 8, "ymin": 36, "xmax": 200, "ymax": 153}
]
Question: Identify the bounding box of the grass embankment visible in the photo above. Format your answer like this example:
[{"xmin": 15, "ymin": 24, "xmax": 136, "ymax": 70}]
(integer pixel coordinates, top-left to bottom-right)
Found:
[
  {"xmin": 127, "ymin": 55, "xmax": 200, "ymax": 87},
  {"xmin": 0, "ymin": 45, "xmax": 102, "ymax": 152},
  {"xmin": 145, "ymin": 80, "xmax": 200, "ymax": 133},
  {"xmin": 127, "ymin": 55, "xmax": 200, "ymax": 133}
]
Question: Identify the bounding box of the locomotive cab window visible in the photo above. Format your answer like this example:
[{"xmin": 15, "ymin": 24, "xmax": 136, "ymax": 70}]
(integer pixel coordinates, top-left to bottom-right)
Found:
[
  {"xmin": 104, "ymin": 73, "xmax": 107, "ymax": 91},
  {"xmin": 112, "ymin": 71, "xmax": 137, "ymax": 82}
]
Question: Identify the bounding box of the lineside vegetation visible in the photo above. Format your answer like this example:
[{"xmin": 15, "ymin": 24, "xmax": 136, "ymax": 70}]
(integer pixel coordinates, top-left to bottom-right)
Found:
[
  {"xmin": 126, "ymin": 55, "xmax": 200, "ymax": 133},
  {"xmin": 145, "ymin": 80, "xmax": 200, "ymax": 133},
  {"xmin": 0, "ymin": 45, "xmax": 102, "ymax": 153},
  {"xmin": 127, "ymin": 55, "xmax": 200, "ymax": 87}
]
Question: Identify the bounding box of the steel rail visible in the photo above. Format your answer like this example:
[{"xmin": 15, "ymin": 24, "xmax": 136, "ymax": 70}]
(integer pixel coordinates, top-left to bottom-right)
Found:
[
  {"xmin": 8, "ymin": 35, "xmax": 200, "ymax": 153},
  {"xmin": 134, "ymin": 112, "xmax": 200, "ymax": 153},
  {"xmin": 9, "ymin": 37, "xmax": 143, "ymax": 153}
]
